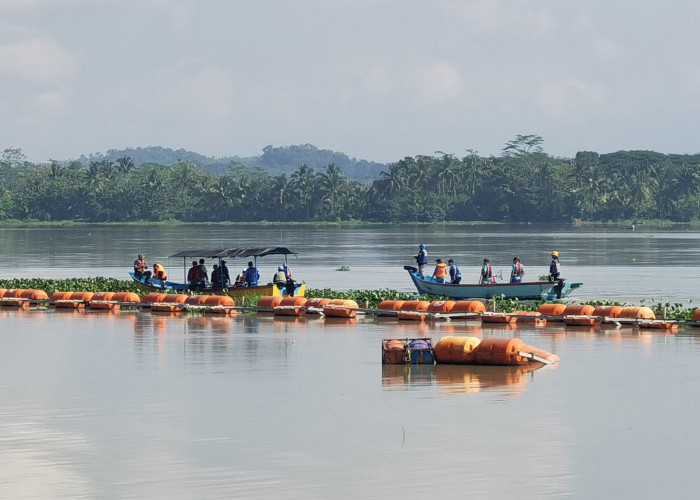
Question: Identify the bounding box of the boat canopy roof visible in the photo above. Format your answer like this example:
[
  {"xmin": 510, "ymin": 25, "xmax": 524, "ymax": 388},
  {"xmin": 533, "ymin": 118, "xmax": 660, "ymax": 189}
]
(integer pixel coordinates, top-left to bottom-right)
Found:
[{"xmin": 169, "ymin": 247, "xmax": 296, "ymax": 259}]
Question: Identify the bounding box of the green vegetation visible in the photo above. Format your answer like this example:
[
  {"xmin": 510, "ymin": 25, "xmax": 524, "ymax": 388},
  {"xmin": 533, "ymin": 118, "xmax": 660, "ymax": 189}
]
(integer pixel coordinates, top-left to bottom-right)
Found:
[
  {"xmin": 335, "ymin": 266, "xmax": 351, "ymax": 271},
  {"xmin": 3, "ymin": 135, "xmax": 700, "ymax": 223},
  {"xmin": 0, "ymin": 277, "xmax": 145, "ymax": 295}
]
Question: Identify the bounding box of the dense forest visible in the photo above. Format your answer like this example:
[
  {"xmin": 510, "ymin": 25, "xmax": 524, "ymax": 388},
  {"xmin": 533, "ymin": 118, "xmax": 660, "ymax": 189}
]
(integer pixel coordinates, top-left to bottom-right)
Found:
[{"xmin": 2, "ymin": 135, "xmax": 699, "ymax": 223}]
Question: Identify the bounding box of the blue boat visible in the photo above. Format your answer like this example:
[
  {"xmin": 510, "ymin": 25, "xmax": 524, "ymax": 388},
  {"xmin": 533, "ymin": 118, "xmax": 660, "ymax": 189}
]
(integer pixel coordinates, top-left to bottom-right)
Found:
[{"xmin": 404, "ymin": 266, "xmax": 582, "ymax": 301}]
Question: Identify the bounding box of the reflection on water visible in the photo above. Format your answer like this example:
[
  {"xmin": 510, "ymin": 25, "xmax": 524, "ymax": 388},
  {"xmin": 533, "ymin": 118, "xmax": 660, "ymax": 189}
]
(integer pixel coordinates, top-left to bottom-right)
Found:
[
  {"xmin": 381, "ymin": 362, "xmax": 551, "ymax": 397},
  {"xmin": 2, "ymin": 308, "xmax": 700, "ymax": 499}
]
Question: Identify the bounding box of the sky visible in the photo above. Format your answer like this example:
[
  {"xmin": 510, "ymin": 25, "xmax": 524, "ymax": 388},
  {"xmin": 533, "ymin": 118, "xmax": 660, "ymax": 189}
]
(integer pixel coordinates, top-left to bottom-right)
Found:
[{"xmin": 1, "ymin": 0, "xmax": 700, "ymax": 164}]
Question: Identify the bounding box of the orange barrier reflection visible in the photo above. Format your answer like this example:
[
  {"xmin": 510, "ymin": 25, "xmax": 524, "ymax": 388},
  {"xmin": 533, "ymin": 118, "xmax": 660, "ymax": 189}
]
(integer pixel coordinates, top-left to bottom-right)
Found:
[{"xmin": 434, "ymin": 363, "xmax": 546, "ymax": 395}]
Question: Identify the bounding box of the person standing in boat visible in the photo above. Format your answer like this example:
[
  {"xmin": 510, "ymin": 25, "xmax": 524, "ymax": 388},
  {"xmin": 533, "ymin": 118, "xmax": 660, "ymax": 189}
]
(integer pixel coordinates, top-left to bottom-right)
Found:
[
  {"xmin": 211, "ymin": 264, "xmax": 223, "ymax": 288},
  {"xmin": 188, "ymin": 261, "xmax": 205, "ymax": 288},
  {"xmin": 432, "ymin": 258, "xmax": 448, "ymax": 283},
  {"xmin": 198, "ymin": 258, "xmax": 209, "ymax": 283},
  {"xmin": 548, "ymin": 251, "xmax": 561, "ymax": 282},
  {"xmin": 480, "ymin": 258, "xmax": 495, "ymax": 283},
  {"xmin": 244, "ymin": 261, "xmax": 260, "ymax": 286},
  {"xmin": 133, "ymin": 254, "xmax": 152, "ymax": 282},
  {"xmin": 447, "ymin": 259, "xmax": 462, "ymax": 284},
  {"xmin": 220, "ymin": 260, "xmax": 231, "ymax": 287},
  {"xmin": 273, "ymin": 265, "xmax": 287, "ymax": 289},
  {"xmin": 415, "ymin": 244, "xmax": 429, "ymax": 277},
  {"xmin": 510, "ymin": 257, "xmax": 525, "ymax": 283}
]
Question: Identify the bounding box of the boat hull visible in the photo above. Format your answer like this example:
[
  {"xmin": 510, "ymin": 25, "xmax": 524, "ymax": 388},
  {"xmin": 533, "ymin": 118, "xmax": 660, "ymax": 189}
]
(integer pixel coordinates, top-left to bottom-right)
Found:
[
  {"xmin": 129, "ymin": 272, "xmax": 305, "ymax": 298},
  {"xmin": 404, "ymin": 267, "xmax": 581, "ymax": 300}
]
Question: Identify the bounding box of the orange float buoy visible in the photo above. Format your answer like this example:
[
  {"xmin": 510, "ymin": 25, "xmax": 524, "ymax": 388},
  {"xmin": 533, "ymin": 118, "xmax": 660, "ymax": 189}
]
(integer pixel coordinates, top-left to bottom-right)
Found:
[
  {"xmin": 382, "ymin": 339, "xmax": 408, "ymax": 364},
  {"xmin": 305, "ymin": 297, "xmax": 331, "ymax": 312},
  {"xmin": 637, "ymin": 320, "xmax": 678, "ymax": 331},
  {"xmin": 481, "ymin": 312, "xmax": 518, "ymax": 323},
  {"xmin": 397, "ymin": 300, "xmax": 431, "ymax": 320},
  {"xmin": 323, "ymin": 299, "xmax": 359, "ymax": 318},
  {"xmin": 0, "ymin": 288, "xmax": 7, "ymax": 298},
  {"xmin": 111, "ymin": 292, "xmax": 141, "ymax": 303},
  {"xmin": 434, "ymin": 336, "xmax": 481, "ymax": 364},
  {"xmin": 202, "ymin": 295, "xmax": 236, "ymax": 315},
  {"xmin": 512, "ymin": 310, "xmax": 547, "ymax": 326},
  {"xmin": 474, "ymin": 337, "xmax": 529, "ymax": 366},
  {"xmin": 691, "ymin": 309, "xmax": 700, "ymax": 322},
  {"xmin": 1, "ymin": 289, "xmax": 30, "ymax": 307},
  {"xmin": 563, "ymin": 315, "xmax": 602, "ymax": 326},
  {"xmin": 427, "ymin": 300, "xmax": 456, "ymax": 314},
  {"xmin": 618, "ymin": 306, "xmax": 656, "ymax": 319},
  {"xmin": 184, "ymin": 295, "xmax": 208, "ymax": 306},
  {"xmin": 275, "ymin": 296, "xmax": 308, "ymax": 316},
  {"xmin": 592, "ymin": 305, "xmax": 623, "ymax": 318},
  {"xmin": 257, "ymin": 296, "xmax": 283, "ymax": 312},
  {"xmin": 143, "ymin": 293, "xmax": 169, "ymax": 304},
  {"xmin": 89, "ymin": 291, "xmax": 120, "ymax": 311},
  {"xmin": 160, "ymin": 294, "xmax": 189, "ymax": 304},
  {"xmin": 151, "ymin": 302, "xmax": 184, "ymax": 313},
  {"xmin": 563, "ymin": 305, "xmax": 595, "ymax": 316},
  {"xmin": 452, "ymin": 300, "xmax": 487, "ymax": 313},
  {"xmin": 377, "ymin": 300, "xmax": 405, "ymax": 316},
  {"xmin": 538, "ymin": 303, "xmax": 567, "ymax": 316},
  {"xmin": 54, "ymin": 291, "xmax": 94, "ymax": 308},
  {"xmin": 51, "ymin": 291, "xmax": 72, "ymax": 302},
  {"xmin": 522, "ymin": 345, "xmax": 560, "ymax": 363}
]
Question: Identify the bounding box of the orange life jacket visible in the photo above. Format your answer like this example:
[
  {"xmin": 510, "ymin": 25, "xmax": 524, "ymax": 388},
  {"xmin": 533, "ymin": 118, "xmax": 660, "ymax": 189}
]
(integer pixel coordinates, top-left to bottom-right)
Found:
[
  {"xmin": 154, "ymin": 264, "xmax": 167, "ymax": 280},
  {"xmin": 435, "ymin": 262, "xmax": 447, "ymax": 278}
]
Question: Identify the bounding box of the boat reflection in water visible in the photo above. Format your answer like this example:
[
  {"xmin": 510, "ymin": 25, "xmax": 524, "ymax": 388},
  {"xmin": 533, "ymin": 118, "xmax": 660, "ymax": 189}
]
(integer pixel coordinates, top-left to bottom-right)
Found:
[{"xmin": 382, "ymin": 362, "xmax": 555, "ymax": 396}]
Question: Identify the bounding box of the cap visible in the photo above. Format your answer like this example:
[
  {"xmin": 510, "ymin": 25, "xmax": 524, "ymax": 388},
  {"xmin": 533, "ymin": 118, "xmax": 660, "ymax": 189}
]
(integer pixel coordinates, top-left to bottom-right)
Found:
[
  {"xmin": 278, "ymin": 265, "xmax": 284, "ymax": 271},
  {"xmin": 552, "ymin": 251, "xmax": 559, "ymax": 257},
  {"xmin": 419, "ymin": 244, "xmax": 426, "ymax": 249}
]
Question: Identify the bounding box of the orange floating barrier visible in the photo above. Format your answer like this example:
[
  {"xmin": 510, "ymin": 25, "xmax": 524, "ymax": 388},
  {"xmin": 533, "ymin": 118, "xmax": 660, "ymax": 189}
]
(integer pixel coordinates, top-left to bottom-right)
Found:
[
  {"xmin": 427, "ymin": 300, "xmax": 456, "ymax": 314},
  {"xmin": 111, "ymin": 292, "xmax": 141, "ymax": 303},
  {"xmin": 397, "ymin": 301, "xmax": 431, "ymax": 320},
  {"xmin": 184, "ymin": 295, "xmax": 208, "ymax": 306},
  {"xmin": 377, "ymin": 300, "xmax": 405, "ymax": 316},
  {"xmin": 51, "ymin": 291, "xmax": 73, "ymax": 302},
  {"xmin": 452, "ymin": 300, "xmax": 486, "ymax": 313},
  {"xmin": 618, "ymin": 306, "xmax": 656, "ymax": 319},
  {"xmin": 434, "ymin": 336, "xmax": 481, "ymax": 364},
  {"xmin": 637, "ymin": 320, "xmax": 678, "ymax": 331},
  {"xmin": 275, "ymin": 296, "xmax": 308, "ymax": 316},
  {"xmin": 161, "ymin": 294, "xmax": 189, "ymax": 304},
  {"xmin": 0, "ymin": 289, "xmax": 6, "ymax": 298},
  {"xmin": 257, "ymin": 296, "xmax": 283, "ymax": 312},
  {"xmin": 55, "ymin": 291, "xmax": 95, "ymax": 308},
  {"xmin": 474, "ymin": 337, "xmax": 529, "ymax": 366},
  {"xmin": 89, "ymin": 293, "xmax": 120, "ymax": 311},
  {"xmin": 305, "ymin": 297, "xmax": 331, "ymax": 312},
  {"xmin": 522, "ymin": 345, "xmax": 560, "ymax": 364},
  {"xmin": 143, "ymin": 293, "xmax": 169, "ymax": 304},
  {"xmin": 563, "ymin": 305, "xmax": 595, "ymax": 316},
  {"xmin": 692, "ymin": 309, "xmax": 700, "ymax": 322},
  {"xmin": 481, "ymin": 312, "xmax": 518, "ymax": 324},
  {"xmin": 151, "ymin": 302, "xmax": 184, "ymax": 313},
  {"xmin": 512, "ymin": 310, "xmax": 547, "ymax": 326},
  {"xmin": 382, "ymin": 339, "xmax": 408, "ymax": 364},
  {"xmin": 538, "ymin": 303, "xmax": 567, "ymax": 316},
  {"xmin": 563, "ymin": 315, "xmax": 602, "ymax": 326},
  {"xmin": 592, "ymin": 305, "xmax": 623, "ymax": 318},
  {"xmin": 1, "ymin": 289, "xmax": 32, "ymax": 307},
  {"xmin": 323, "ymin": 299, "xmax": 359, "ymax": 318},
  {"xmin": 203, "ymin": 295, "xmax": 237, "ymax": 315}
]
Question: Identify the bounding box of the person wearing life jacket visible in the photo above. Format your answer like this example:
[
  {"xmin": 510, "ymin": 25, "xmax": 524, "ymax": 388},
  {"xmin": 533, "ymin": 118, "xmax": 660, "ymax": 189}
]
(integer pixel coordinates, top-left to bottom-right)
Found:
[
  {"xmin": 447, "ymin": 259, "xmax": 462, "ymax": 284},
  {"xmin": 273, "ymin": 265, "xmax": 287, "ymax": 289},
  {"xmin": 480, "ymin": 258, "xmax": 495, "ymax": 284},
  {"xmin": 244, "ymin": 261, "xmax": 260, "ymax": 287},
  {"xmin": 549, "ymin": 251, "xmax": 561, "ymax": 282},
  {"xmin": 153, "ymin": 263, "xmax": 167, "ymax": 288},
  {"xmin": 432, "ymin": 258, "xmax": 448, "ymax": 283},
  {"xmin": 133, "ymin": 254, "xmax": 152, "ymax": 282},
  {"xmin": 415, "ymin": 244, "xmax": 429, "ymax": 277},
  {"xmin": 510, "ymin": 257, "xmax": 525, "ymax": 283},
  {"xmin": 211, "ymin": 264, "xmax": 223, "ymax": 288},
  {"xmin": 187, "ymin": 260, "xmax": 204, "ymax": 288}
]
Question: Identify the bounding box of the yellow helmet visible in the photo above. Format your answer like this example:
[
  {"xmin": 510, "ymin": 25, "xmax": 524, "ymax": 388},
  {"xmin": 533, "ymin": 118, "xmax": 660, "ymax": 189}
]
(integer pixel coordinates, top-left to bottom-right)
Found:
[{"xmin": 552, "ymin": 251, "xmax": 559, "ymax": 257}]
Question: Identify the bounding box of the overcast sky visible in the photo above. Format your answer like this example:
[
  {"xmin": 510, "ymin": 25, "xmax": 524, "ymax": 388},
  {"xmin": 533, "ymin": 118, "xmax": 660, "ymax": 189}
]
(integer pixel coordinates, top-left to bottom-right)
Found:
[{"xmin": 2, "ymin": 0, "xmax": 699, "ymax": 164}]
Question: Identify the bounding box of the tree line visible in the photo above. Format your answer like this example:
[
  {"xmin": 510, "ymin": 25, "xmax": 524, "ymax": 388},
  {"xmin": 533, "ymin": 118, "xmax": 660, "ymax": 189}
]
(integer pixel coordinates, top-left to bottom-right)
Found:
[{"xmin": 2, "ymin": 136, "xmax": 700, "ymax": 223}]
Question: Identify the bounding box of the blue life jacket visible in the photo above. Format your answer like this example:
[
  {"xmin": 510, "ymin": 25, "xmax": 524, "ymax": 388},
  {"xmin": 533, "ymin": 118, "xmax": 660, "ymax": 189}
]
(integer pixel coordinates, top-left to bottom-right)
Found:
[
  {"xmin": 450, "ymin": 265, "xmax": 461, "ymax": 280},
  {"xmin": 416, "ymin": 249, "xmax": 428, "ymax": 265},
  {"xmin": 244, "ymin": 267, "xmax": 259, "ymax": 285},
  {"xmin": 550, "ymin": 258, "xmax": 560, "ymax": 275}
]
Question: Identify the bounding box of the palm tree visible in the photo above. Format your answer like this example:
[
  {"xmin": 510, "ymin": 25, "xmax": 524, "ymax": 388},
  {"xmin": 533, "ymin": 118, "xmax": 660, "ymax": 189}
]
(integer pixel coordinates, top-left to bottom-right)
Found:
[
  {"xmin": 317, "ymin": 164, "xmax": 348, "ymax": 220},
  {"xmin": 290, "ymin": 164, "xmax": 317, "ymax": 220}
]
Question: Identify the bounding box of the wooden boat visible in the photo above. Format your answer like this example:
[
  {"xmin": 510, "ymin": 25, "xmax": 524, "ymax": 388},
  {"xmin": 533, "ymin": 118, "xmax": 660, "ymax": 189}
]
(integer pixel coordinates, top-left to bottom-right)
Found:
[
  {"xmin": 130, "ymin": 247, "xmax": 306, "ymax": 299},
  {"xmin": 404, "ymin": 266, "xmax": 582, "ymax": 301}
]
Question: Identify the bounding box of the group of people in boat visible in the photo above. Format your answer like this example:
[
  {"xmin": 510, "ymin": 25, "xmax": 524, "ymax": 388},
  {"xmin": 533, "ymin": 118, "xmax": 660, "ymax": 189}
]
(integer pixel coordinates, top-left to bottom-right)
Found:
[
  {"xmin": 133, "ymin": 254, "xmax": 296, "ymax": 293},
  {"xmin": 414, "ymin": 245, "xmax": 562, "ymax": 284}
]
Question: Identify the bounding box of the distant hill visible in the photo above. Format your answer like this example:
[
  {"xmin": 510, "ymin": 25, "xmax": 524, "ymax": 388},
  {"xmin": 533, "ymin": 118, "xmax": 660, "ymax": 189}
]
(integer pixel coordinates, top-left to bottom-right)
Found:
[{"xmin": 79, "ymin": 144, "xmax": 387, "ymax": 182}]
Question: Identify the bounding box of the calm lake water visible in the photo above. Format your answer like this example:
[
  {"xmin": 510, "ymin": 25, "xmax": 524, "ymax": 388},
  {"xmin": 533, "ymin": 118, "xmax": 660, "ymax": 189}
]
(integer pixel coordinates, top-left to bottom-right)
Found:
[{"xmin": 1, "ymin": 224, "xmax": 699, "ymax": 499}]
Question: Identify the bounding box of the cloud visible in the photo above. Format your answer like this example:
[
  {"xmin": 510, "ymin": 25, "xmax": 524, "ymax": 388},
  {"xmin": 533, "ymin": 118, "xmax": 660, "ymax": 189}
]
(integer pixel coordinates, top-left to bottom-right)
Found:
[
  {"xmin": 419, "ymin": 61, "xmax": 463, "ymax": 102},
  {"xmin": 155, "ymin": 65, "xmax": 237, "ymax": 118},
  {"xmin": 0, "ymin": 38, "xmax": 77, "ymax": 84},
  {"xmin": 536, "ymin": 75, "xmax": 607, "ymax": 115}
]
